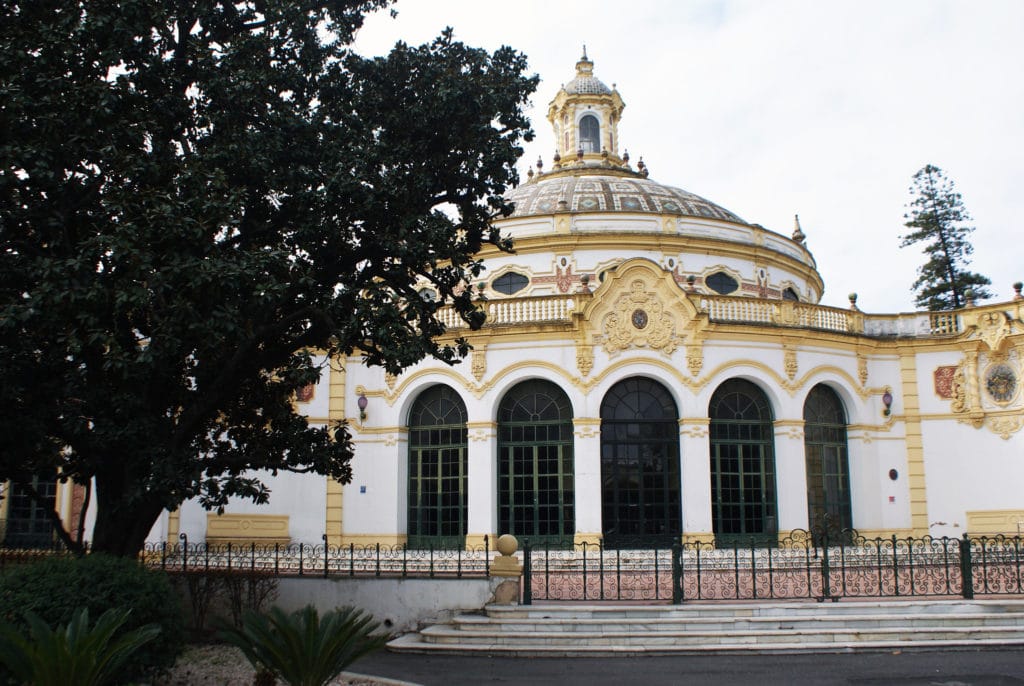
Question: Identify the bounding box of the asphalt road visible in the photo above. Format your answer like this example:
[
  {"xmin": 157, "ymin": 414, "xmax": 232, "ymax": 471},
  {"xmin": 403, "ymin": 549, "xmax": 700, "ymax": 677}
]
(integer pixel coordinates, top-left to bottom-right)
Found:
[{"xmin": 351, "ymin": 648, "xmax": 1024, "ymax": 686}]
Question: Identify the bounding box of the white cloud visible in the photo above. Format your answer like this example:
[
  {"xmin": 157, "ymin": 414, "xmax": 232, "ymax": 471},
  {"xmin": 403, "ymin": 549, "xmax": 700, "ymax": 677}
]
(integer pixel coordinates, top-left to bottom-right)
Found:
[{"xmin": 353, "ymin": 0, "xmax": 1024, "ymax": 312}]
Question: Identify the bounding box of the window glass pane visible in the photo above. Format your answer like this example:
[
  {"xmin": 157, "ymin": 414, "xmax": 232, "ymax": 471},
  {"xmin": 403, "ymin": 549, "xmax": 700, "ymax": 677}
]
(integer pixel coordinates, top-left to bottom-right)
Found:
[
  {"xmin": 709, "ymin": 379, "xmax": 777, "ymax": 546},
  {"xmin": 706, "ymin": 271, "xmax": 739, "ymax": 295},
  {"xmin": 600, "ymin": 378, "xmax": 681, "ymax": 547},
  {"xmin": 497, "ymin": 380, "xmax": 575, "ymax": 545},
  {"xmin": 408, "ymin": 385, "xmax": 468, "ymax": 547},
  {"xmin": 803, "ymin": 385, "xmax": 851, "ymax": 539},
  {"xmin": 579, "ymin": 114, "xmax": 600, "ymax": 153},
  {"xmin": 493, "ymin": 272, "xmax": 529, "ymax": 295}
]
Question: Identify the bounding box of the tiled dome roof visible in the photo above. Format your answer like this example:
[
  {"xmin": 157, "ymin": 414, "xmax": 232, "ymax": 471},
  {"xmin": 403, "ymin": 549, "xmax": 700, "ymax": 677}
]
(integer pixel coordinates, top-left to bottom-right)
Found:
[
  {"xmin": 564, "ymin": 75, "xmax": 611, "ymax": 95},
  {"xmin": 504, "ymin": 173, "xmax": 744, "ymax": 223},
  {"xmin": 561, "ymin": 50, "xmax": 613, "ymax": 96}
]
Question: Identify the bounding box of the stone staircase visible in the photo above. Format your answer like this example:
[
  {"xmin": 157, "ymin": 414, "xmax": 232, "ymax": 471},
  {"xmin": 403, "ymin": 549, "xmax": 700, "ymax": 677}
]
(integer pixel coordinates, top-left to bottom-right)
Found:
[{"xmin": 387, "ymin": 599, "xmax": 1024, "ymax": 655}]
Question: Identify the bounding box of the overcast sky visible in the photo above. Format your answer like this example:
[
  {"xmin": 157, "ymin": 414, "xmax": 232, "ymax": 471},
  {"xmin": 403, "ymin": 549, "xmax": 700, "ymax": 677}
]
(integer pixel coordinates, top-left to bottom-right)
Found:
[{"xmin": 351, "ymin": 0, "xmax": 1023, "ymax": 313}]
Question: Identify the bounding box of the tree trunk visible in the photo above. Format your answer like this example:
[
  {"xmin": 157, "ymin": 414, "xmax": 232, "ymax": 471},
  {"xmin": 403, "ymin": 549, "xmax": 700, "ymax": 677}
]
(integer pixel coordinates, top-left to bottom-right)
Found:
[{"xmin": 89, "ymin": 475, "xmax": 166, "ymax": 557}]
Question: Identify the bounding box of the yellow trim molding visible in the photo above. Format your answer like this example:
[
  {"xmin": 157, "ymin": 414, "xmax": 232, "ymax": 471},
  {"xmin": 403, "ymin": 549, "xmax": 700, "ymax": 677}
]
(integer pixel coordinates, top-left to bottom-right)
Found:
[
  {"xmin": 206, "ymin": 513, "xmax": 290, "ymax": 545},
  {"xmin": 966, "ymin": 510, "xmax": 1024, "ymax": 536},
  {"xmin": 899, "ymin": 354, "xmax": 930, "ymax": 536}
]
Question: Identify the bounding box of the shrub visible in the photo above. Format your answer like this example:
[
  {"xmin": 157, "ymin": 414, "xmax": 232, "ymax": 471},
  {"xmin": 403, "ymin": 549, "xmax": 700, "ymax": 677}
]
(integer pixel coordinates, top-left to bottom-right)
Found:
[
  {"xmin": 0, "ymin": 607, "xmax": 160, "ymax": 686},
  {"xmin": 0, "ymin": 554, "xmax": 184, "ymax": 681},
  {"xmin": 218, "ymin": 605, "xmax": 388, "ymax": 686}
]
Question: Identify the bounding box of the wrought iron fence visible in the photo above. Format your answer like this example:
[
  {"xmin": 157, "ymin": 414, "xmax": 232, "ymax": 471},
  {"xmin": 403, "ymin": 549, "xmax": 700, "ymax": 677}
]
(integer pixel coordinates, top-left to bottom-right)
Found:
[
  {"xmin": 142, "ymin": 534, "xmax": 491, "ymax": 579},
  {"xmin": 522, "ymin": 531, "xmax": 1024, "ymax": 604}
]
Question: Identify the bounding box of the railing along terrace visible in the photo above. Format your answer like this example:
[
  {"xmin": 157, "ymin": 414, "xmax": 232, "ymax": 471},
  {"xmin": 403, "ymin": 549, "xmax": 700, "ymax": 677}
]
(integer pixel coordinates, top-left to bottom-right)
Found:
[
  {"xmin": 438, "ymin": 292, "xmax": 970, "ymax": 338},
  {"xmin": 522, "ymin": 532, "xmax": 1024, "ymax": 604},
  {"xmin": 142, "ymin": 534, "xmax": 491, "ymax": 579},
  {"xmin": 438, "ymin": 294, "xmax": 583, "ymax": 329}
]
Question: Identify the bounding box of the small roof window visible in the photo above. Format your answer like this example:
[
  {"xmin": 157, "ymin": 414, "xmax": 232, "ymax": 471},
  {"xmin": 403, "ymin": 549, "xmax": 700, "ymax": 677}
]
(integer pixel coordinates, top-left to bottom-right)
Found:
[
  {"xmin": 493, "ymin": 272, "xmax": 529, "ymax": 295},
  {"xmin": 706, "ymin": 271, "xmax": 739, "ymax": 295}
]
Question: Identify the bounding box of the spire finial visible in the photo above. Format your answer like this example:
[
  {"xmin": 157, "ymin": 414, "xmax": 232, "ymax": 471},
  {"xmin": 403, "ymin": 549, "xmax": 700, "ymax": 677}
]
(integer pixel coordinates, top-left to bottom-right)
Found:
[
  {"xmin": 792, "ymin": 214, "xmax": 806, "ymax": 243},
  {"xmin": 582, "ymin": 44, "xmax": 588, "ymax": 60}
]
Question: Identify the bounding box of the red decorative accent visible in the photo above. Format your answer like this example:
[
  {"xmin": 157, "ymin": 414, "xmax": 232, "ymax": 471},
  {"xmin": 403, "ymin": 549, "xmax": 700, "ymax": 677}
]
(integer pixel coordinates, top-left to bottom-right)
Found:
[
  {"xmin": 555, "ymin": 266, "xmax": 574, "ymax": 293},
  {"xmin": 933, "ymin": 365, "xmax": 958, "ymax": 399},
  {"xmin": 296, "ymin": 384, "xmax": 315, "ymax": 403}
]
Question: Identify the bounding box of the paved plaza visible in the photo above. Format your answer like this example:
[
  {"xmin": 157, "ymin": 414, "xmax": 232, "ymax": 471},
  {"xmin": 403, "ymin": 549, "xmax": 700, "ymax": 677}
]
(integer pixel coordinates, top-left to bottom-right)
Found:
[{"xmin": 353, "ymin": 648, "xmax": 1024, "ymax": 686}]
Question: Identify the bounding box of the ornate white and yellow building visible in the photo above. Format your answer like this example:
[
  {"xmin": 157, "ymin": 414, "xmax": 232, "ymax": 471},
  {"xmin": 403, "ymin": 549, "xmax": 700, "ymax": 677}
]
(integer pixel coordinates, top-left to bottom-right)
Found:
[{"xmin": 158, "ymin": 53, "xmax": 1024, "ymax": 550}]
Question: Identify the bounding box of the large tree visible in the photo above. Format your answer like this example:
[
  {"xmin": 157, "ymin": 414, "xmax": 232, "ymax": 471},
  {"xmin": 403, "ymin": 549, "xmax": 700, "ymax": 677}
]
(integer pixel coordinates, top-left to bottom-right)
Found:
[
  {"xmin": 0, "ymin": 1, "xmax": 536, "ymax": 556},
  {"xmin": 901, "ymin": 164, "xmax": 992, "ymax": 310}
]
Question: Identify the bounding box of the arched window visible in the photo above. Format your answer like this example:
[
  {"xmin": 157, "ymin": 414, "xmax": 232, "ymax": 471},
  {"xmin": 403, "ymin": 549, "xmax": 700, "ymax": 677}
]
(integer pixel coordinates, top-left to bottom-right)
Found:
[
  {"xmin": 709, "ymin": 379, "xmax": 778, "ymax": 547},
  {"xmin": 579, "ymin": 114, "xmax": 600, "ymax": 153},
  {"xmin": 804, "ymin": 385, "xmax": 852, "ymax": 541},
  {"xmin": 493, "ymin": 271, "xmax": 529, "ymax": 295},
  {"xmin": 782, "ymin": 287, "xmax": 800, "ymax": 302},
  {"xmin": 600, "ymin": 378, "xmax": 681, "ymax": 548},
  {"xmin": 408, "ymin": 385, "xmax": 468, "ymax": 548},
  {"xmin": 498, "ymin": 380, "xmax": 575, "ymax": 545}
]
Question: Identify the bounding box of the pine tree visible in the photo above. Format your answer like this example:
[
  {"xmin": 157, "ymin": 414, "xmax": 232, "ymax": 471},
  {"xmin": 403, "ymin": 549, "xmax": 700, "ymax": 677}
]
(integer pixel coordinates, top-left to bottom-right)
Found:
[{"xmin": 901, "ymin": 165, "xmax": 992, "ymax": 310}]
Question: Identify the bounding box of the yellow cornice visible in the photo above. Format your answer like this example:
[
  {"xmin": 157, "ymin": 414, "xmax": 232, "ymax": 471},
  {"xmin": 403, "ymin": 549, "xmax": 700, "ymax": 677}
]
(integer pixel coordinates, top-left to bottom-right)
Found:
[{"xmin": 479, "ymin": 230, "xmax": 823, "ymax": 293}]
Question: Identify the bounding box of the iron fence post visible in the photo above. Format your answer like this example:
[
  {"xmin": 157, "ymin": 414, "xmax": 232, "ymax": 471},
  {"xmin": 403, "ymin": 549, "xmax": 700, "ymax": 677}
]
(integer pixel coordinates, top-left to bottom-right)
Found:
[
  {"xmin": 960, "ymin": 533, "xmax": 975, "ymax": 599},
  {"xmin": 820, "ymin": 530, "xmax": 832, "ymax": 602},
  {"xmin": 522, "ymin": 539, "xmax": 532, "ymax": 605},
  {"xmin": 671, "ymin": 542, "xmax": 682, "ymax": 604}
]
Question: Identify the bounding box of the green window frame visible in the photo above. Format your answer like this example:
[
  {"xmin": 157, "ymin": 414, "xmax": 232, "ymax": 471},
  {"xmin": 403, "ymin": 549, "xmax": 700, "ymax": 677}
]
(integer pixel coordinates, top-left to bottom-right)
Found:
[
  {"xmin": 497, "ymin": 380, "xmax": 575, "ymax": 546},
  {"xmin": 804, "ymin": 384, "xmax": 852, "ymax": 543},
  {"xmin": 600, "ymin": 377, "xmax": 681, "ymax": 549},
  {"xmin": 709, "ymin": 379, "xmax": 778, "ymax": 547},
  {"xmin": 407, "ymin": 385, "xmax": 468, "ymax": 549}
]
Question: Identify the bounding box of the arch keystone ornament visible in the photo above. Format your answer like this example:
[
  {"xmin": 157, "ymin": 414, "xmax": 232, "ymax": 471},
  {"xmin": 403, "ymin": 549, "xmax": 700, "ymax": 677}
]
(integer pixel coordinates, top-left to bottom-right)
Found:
[
  {"xmin": 579, "ymin": 258, "xmax": 706, "ymax": 359},
  {"xmin": 965, "ymin": 309, "xmax": 1018, "ymax": 353}
]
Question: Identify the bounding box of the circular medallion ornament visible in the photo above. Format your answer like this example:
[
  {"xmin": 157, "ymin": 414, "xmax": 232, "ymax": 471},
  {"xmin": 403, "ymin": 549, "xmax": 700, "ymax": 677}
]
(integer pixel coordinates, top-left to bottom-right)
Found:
[
  {"xmin": 632, "ymin": 309, "xmax": 649, "ymax": 329},
  {"xmin": 985, "ymin": 363, "xmax": 1018, "ymax": 404}
]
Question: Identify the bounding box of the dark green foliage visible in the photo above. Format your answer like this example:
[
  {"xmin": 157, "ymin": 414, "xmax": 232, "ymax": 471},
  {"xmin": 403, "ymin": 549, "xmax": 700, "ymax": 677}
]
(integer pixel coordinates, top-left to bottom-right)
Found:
[
  {"xmin": 901, "ymin": 164, "xmax": 992, "ymax": 310},
  {"xmin": 218, "ymin": 605, "xmax": 388, "ymax": 686},
  {"xmin": 0, "ymin": 607, "xmax": 160, "ymax": 686},
  {"xmin": 0, "ymin": 554, "xmax": 185, "ymax": 680},
  {"xmin": 0, "ymin": 2, "xmax": 536, "ymax": 555}
]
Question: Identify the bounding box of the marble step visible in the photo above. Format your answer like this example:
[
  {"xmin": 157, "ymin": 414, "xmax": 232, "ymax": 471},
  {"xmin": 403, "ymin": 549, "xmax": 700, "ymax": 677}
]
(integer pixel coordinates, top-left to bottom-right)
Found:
[
  {"xmin": 419, "ymin": 623, "xmax": 1024, "ymax": 646},
  {"xmin": 387, "ymin": 632, "xmax": 1024, "ymax": 656},
  {"xmin": 449, "ymin": 611, "xmax": 1024, "ymax": 633},
  {"xmin": 387, "ymin": 600, "xmax": 1024, "ymax": 655},
  {"xmin": 487, "ymin": 599, "xmax": 1024, "ymax": 619}
]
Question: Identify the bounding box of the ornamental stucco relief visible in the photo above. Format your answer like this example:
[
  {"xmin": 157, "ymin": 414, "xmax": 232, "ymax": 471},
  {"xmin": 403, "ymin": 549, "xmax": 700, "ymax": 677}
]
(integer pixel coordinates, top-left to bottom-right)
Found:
[{"xmin": 602, "ymin": 279, "xmax": 678, "ymax": 355}]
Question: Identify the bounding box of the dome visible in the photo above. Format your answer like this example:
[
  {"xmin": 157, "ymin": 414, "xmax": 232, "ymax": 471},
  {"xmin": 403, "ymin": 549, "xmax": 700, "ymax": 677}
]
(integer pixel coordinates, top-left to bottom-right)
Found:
[
  {"xmin": 561, "ymin": 50, "xmax": 612, "ymax": 96},
  {"xmin": 564, "ymin": 74, "xmax": 611, "ymax": 95},
  {"xmin": 504, "ymin": 172, "xmax": 744, "ymax": 223}
]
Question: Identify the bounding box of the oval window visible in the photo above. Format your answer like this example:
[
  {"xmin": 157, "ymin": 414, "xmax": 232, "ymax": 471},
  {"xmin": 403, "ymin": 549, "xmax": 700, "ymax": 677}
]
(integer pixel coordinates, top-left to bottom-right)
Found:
[
  {"xmin": 493, "ymin": 272, "xmax": 529, "ymax": 295},
  {"xmin": 706, "ymin": 271, "xmax": 739, "ymax": 295}
]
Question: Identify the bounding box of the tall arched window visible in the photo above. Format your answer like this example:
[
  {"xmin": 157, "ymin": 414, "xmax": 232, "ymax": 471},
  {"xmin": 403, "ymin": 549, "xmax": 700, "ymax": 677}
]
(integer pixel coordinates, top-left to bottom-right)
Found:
[
  {"xmin": 579, "ymin": 114, "xmax": 600, "ymax": 153},
  {"xmin": 498, "ymin": 380, "xmax": 575, "ymax": 545},
  {"xmin": 408, "ymin": 385, "xmax": 468, "ymax": 548},
  {"xmin": 709, "ymin": 379, "xmax": 778, "ymax": 547},
  {"xmin": 600, "ymin": 378, "xmax": 681, "ymax": 548},
  {"xmin": 804, "ymin": 384, "xmax": 852, "ymax": 540}
]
